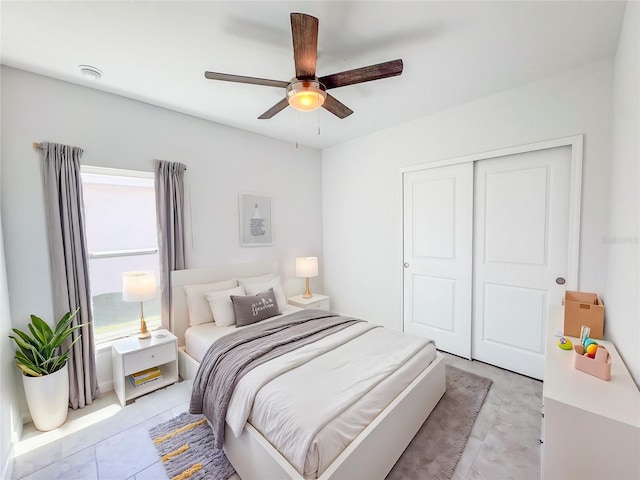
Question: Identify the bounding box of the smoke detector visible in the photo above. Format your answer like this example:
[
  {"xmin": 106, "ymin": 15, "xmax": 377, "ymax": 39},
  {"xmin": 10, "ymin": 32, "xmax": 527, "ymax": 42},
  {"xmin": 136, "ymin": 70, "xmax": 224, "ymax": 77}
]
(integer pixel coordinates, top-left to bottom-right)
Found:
[{"xmin": 78, "ymin": 65, "xmax": 102, "ymax": 80}]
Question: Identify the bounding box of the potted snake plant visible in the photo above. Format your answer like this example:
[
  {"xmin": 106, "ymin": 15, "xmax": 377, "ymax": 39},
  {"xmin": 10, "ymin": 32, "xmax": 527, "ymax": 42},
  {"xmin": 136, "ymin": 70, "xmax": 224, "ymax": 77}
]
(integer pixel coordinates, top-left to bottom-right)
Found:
[{"xmin": 9, "ymin": 308, "xmax": 83, "ymax": 431}]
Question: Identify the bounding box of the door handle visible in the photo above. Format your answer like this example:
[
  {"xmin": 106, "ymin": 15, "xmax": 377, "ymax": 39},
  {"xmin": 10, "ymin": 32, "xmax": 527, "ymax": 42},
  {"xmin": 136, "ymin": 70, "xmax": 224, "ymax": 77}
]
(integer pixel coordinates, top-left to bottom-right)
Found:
[
  {"xmin": 404, "ymin": 262, "xmax": 409, "ymax": 268},
  {"xmin": 555, "ymin": 277, "xmax": 566, "ymax": 285}
]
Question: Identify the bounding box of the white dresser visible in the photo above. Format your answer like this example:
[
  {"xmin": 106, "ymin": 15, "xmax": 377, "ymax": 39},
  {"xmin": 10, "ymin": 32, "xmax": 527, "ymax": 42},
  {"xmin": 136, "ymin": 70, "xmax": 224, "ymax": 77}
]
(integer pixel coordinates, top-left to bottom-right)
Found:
[{"xmin": 542, "ymin": 306, "xmax": 640, "ymax": 479}]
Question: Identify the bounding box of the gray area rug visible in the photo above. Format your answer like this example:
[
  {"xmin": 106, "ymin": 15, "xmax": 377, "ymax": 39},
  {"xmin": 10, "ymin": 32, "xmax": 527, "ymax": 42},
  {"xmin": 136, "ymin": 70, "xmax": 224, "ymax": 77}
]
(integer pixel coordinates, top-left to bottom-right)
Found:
[
  {"xmin": 149, "ymin": 364, "xmax": 492, "ymax": 480},
  {"xmin": 386, "ymin": 365, "xmax": 493, "ymax": 479}
]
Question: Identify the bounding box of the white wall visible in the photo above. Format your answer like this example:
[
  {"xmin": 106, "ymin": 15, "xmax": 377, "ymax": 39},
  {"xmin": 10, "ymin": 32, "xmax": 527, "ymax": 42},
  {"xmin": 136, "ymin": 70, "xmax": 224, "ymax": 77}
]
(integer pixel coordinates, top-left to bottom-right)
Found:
[
  {"xmin": 0, "ymin": 66, "xmax": 323, "ymax": 416},
  {"xmin": 605, "ymin": 1, "xmax": 639, "ymax": 385},
  {"xmin": 1, "ymin": 168, "xmax": 20, "ymax": 480},
  {"xmin": 322, "ymin": 60, "xmax": 614, "ymax": 333}
]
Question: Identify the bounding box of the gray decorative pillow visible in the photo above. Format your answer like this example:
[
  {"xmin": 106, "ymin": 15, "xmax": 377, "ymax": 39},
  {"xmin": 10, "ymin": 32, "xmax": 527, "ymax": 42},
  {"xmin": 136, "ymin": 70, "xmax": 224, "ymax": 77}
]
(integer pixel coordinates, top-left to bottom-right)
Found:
[{"xmin": 231, "ymin": 288, "xmax": 281, "ymax": 327}]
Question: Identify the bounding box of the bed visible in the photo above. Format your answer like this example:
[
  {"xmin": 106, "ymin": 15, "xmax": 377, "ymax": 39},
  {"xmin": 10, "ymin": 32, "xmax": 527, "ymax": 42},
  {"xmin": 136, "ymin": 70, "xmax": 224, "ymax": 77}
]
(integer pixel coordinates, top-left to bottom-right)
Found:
[{"xmin": 171, "ymin": 261, "xmax": 446, "ymax": 480}]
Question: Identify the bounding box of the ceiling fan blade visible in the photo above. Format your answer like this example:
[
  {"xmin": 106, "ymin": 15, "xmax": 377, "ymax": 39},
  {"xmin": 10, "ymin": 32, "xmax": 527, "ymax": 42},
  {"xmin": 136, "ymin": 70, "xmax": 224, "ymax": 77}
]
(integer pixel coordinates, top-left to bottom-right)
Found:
[
  {"xmin": 291, "ymin": 13, "xmax": 318, "ymax": 79},
  {"xmin": 258, "ymin": 98, "xmax": 289, "ymax": 119},
  {"xmin": 204, "ymin": 71, "xmax": 289, "ymax": 89},
  {"xmin": 319, "ymin": 59, "xmax": 403, "ymax": 90},
  {"xmin": 322, "ymin": 94, "xmax": 353, "ymax": 119}
]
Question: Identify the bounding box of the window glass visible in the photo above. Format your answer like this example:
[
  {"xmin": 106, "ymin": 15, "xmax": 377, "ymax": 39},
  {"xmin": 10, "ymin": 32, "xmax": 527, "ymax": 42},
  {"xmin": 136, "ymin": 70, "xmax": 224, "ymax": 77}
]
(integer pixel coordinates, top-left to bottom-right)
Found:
[{"xmin": 81, "ymin": 167, "xmax": 161, "ymax": 343}]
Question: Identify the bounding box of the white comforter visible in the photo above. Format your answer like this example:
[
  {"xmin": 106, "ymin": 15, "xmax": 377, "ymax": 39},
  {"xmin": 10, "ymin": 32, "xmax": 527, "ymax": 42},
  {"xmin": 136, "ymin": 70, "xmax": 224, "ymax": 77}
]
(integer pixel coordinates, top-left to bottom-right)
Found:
[{"xmin": 226, "ymin": 322, "xmax": 436, "ymax": 478}]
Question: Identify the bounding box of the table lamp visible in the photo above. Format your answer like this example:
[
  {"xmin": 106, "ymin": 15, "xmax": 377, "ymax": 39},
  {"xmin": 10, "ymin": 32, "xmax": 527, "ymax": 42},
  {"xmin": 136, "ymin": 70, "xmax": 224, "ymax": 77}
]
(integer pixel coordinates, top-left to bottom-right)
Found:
[
  {"xmin": 122, "ymin": 271, "xmax": 157, "ymax": 339},
  {"xmin": 295, "ymin": 257, "xmax": 319, "ymax": 299}
]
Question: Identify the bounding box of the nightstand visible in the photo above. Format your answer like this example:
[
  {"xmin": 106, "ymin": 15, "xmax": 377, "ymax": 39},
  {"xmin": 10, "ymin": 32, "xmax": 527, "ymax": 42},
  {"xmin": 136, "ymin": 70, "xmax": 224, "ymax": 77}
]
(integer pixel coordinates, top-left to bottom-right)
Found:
[
  {"xmin": 111, "ymin": 329, "xmax": 178, "ymax": 406},
  {"xmin": 287, "ymin": 294, "xmax": 330, "ymax": 311}
]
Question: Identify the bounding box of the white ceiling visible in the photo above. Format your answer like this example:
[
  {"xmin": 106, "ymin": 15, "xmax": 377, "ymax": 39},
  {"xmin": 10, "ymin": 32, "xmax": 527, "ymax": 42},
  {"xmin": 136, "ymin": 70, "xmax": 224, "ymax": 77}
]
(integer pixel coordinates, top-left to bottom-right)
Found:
[{"xmin": 1, "ymin": 1, "xmax": 626, "ymax": 149}]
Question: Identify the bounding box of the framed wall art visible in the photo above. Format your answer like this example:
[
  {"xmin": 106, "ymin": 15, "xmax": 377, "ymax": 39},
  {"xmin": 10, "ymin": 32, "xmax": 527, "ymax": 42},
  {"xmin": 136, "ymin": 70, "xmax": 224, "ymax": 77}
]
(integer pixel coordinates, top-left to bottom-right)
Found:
[{"xmin": 239, "ymin": 192, "xmax": 273, "ymax": 247}]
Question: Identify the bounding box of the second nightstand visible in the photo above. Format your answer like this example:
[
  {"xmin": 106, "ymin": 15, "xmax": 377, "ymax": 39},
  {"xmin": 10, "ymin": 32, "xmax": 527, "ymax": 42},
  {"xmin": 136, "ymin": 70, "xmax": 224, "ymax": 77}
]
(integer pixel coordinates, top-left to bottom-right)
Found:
[{"xmin": 287, "ymin": 294, "xmax": 330, "ymax": 311}]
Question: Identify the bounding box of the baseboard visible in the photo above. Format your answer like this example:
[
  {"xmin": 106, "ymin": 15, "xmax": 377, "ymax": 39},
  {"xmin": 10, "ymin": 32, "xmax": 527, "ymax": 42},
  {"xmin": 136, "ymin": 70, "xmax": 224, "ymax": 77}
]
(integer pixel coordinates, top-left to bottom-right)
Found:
[
  {"xmin": 2, "ymin": 443, "xmax": 14, "ymax": 480},
  {"xmin": 99, "ymin": 380, "xmax": 114, "ymax": 394},
  {"xmin": 21, "ymin": 411, "xmax": 31, "ymax": 427}
]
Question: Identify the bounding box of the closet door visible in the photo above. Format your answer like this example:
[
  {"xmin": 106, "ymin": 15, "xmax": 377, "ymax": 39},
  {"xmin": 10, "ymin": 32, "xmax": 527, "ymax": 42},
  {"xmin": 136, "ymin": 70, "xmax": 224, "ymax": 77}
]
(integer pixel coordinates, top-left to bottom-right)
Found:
[
  {"xmin": 472, "ymin": 147, "xmax": 571, "ymax": 379},
  {"xmin": 403, "ymin": 163, "xmax": 473, "ymax": 358}
]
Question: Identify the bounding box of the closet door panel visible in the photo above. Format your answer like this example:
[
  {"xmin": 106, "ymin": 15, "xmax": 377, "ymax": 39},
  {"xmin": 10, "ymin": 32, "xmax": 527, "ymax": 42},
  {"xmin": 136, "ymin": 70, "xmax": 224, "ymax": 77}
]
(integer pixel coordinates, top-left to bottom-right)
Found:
[
  {"xmin": 403, "ymin": 163, "xmax": 473, "ymax": 358},
  {"xmin": 473, "ymin": 147, "xmax": 571, "ymax": 379}
]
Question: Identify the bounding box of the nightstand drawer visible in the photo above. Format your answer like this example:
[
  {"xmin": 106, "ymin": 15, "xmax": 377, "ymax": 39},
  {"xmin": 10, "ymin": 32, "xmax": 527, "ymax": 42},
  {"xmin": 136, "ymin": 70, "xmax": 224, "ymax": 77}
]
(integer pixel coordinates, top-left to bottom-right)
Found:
[
  {"xmin": 288, "ymin": 294, "xmax": 330, "ymax": 310},
  {"xmin": 124, "ymin": 343, "xmax": 176, "ymax": 375},
  {"xmin": 308, "ymin": 299, "xmax": 330, "ymax": 310}
]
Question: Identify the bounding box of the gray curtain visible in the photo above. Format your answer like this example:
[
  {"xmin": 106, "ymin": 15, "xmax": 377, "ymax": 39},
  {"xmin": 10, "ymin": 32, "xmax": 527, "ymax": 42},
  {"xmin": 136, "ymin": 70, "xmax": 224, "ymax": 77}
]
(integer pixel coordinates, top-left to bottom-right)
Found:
[
  {"xmin": 40, "ymin": 141, "xmax": 99, "ymax": 409},
  {"xmin": 154, "ymin": 159, "xmax": 187, "ymax": 332}
]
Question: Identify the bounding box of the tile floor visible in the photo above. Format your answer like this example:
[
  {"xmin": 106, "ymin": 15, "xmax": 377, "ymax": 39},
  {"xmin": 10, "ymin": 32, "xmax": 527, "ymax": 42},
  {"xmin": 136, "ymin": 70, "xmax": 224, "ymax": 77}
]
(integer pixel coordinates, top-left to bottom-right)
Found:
[{"xmin": 11, "ymin": 353, "xmax": 542, "ymax": 480}]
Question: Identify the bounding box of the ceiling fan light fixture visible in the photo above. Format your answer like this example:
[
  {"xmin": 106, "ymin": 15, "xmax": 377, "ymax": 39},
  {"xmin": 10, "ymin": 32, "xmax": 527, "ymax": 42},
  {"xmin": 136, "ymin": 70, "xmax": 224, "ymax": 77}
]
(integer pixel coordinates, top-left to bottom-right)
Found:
[{"xmin": 286, "ymin": 80, "xmax": 326, "ymax": 112}]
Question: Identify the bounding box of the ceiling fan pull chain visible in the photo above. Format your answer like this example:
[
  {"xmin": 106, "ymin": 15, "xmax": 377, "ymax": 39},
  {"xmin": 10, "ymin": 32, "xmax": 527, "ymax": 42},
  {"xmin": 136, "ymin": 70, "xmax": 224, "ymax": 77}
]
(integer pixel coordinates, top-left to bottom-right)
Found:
[{"xmin": 317, "ymin": 107, "xmax": 321, "ymax": 136}]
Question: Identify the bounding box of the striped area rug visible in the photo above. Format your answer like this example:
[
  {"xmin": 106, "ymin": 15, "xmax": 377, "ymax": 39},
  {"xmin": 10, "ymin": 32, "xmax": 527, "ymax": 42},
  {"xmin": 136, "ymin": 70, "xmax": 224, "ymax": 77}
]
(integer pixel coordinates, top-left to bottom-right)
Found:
[{"xmin": 148, "ymin": 412, "xmax": 235, "ymax": 480}]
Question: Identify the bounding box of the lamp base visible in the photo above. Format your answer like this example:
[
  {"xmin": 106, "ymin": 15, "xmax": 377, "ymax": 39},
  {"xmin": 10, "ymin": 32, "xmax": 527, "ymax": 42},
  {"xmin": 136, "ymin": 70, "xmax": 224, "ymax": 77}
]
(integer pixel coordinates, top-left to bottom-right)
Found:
[
  {"xmin": 302, "ymin": 277, "xmax": 313, "ymax": 299},
  {"xmin": 138, "ymin": 318, "xmax": 151, "ymax": 339}
]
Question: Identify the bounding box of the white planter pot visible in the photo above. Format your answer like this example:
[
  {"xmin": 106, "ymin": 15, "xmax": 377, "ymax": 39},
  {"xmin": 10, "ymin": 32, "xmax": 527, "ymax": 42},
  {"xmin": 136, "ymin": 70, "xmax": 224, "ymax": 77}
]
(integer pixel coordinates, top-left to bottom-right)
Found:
[{"xmin": 22, "ymin": 363, "xmax": 69, "ymax": 431}]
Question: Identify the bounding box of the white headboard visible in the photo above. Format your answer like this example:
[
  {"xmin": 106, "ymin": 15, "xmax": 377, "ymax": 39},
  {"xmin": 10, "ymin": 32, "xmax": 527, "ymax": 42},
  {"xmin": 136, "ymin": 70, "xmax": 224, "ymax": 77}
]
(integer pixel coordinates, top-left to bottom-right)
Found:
[{"xmin": 170, "ymin": 261, "xmax": 279, "ymax": 346}]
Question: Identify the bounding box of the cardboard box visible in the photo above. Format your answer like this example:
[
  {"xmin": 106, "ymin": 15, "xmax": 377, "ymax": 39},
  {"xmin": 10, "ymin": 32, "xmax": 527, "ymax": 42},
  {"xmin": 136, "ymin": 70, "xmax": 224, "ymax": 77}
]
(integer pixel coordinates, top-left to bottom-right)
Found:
[{"xmin": 563, "ymin": 291, "xmax": 604, "ymax": 339}]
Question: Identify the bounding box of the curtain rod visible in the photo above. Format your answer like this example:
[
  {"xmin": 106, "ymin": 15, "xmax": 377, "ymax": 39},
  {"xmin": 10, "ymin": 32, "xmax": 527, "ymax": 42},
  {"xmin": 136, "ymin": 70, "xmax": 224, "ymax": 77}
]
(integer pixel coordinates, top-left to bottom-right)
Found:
[{"xmin": 32, "ymin": 143, "xmax": 188, "ymax": 171}]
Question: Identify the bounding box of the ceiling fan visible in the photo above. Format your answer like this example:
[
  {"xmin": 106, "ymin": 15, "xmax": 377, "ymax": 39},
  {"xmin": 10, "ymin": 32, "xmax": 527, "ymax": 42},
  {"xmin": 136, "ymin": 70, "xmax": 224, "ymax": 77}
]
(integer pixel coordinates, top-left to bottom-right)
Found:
[{"xmin": 204, "ymin": 12, "xmax": 404, "ymax": 120}]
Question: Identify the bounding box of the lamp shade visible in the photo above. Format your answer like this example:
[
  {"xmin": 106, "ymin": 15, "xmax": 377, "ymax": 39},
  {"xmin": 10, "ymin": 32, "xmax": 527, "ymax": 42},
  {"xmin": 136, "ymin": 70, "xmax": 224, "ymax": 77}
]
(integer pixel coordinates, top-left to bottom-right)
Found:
[
  {"xmin": 122, "ymin": 271, "xmax": 157, "ymax": 302},
  {"xmin": 295, "ymin": 257, "xmax": 319, "ymax": 278}
]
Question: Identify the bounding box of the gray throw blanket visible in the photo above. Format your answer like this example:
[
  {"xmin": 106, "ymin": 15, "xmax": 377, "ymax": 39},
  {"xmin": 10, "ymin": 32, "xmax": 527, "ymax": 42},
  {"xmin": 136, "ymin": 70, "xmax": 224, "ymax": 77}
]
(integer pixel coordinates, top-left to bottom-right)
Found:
[{"xmin": 189, "ymin": 309, "xmax": 363, "ymax": 448}]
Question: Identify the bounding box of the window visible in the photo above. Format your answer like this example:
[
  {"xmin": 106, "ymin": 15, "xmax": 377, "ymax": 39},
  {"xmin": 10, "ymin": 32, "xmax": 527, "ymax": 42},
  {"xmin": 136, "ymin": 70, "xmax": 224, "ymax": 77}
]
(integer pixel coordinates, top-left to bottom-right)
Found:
[{"xmin": 81, "ymin": 166, "xmax": 161, "ymax": 343}]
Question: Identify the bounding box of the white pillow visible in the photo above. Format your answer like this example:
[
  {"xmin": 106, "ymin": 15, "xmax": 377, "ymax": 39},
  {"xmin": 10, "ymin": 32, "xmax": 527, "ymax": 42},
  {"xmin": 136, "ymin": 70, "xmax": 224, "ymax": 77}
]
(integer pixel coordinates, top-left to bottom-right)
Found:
[
  {"xmin": 184, "ymin": 279, "xmax": 237, "ymax": 326},
  {"xmin": 206, "ymin": 285, "xmax": 246, "ymax": 327},
  {"xmin": 243, "ymin": 276, "xmax": 287, "ymax": 313},
  {"xmin": 237, "ymin": 272, "xmax": 276, "ymax": 287}
]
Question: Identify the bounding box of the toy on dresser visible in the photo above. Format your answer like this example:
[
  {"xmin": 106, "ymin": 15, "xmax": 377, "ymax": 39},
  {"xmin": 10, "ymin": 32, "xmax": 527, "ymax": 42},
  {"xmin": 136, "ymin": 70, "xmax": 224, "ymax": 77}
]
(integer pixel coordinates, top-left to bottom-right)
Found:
[
  {"xmin": 572, "ymin": 326, "xmax": 612, "ymax": 380},
  {"xmin": 557, "ymin": 336, "xmax": 573, "ymax": 350}
]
